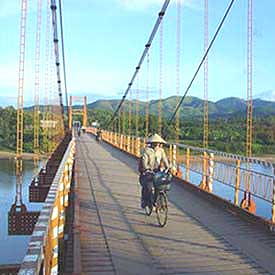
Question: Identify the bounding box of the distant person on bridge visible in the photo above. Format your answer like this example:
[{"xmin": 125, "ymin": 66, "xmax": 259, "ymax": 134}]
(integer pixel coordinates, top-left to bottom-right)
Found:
[
  {"xmin": 96, "ymin": 128, "xmax": 102, "ymax": 142},
  {"xmin": 139, "ymin": 134, "xmax": 169, "ymax": 208},
  {"xmin": 77, "ymin": 126, "xmax": 81, "ymax": 137}
]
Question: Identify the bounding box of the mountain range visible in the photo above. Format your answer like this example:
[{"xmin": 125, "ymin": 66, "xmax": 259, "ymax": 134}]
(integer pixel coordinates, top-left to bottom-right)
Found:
[{"xmin": 86, "ymin": 96, "xmax": 275, "ymax": 119}]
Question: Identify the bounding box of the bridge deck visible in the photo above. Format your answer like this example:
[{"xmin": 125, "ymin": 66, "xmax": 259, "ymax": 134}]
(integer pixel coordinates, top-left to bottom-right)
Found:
[{"xmin": 70, "ymin": 133, "xmax": 275, "ymax": 275}]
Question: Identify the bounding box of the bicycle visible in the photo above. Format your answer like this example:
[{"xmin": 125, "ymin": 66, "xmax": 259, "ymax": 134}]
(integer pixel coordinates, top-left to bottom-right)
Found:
[{"xmin": 153, "ymin": 170, "xmax": 173, "ymax": 227}]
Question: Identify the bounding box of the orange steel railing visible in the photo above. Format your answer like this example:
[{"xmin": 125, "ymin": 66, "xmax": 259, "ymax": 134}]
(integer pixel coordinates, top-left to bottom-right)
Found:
[
  {"xmin": 87, "ymin": 127, "xmax": 275, "ymax": 225},
  {"xmin": 19, "ymin": 139, "xmax": 76, "ymax": 274}
]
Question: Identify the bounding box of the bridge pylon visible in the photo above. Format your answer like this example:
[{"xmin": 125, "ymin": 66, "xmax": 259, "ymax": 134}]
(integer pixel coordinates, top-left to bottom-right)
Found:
[{"xmin": 68, "ymin": 96, "xmax": 88, "ymax": 130}]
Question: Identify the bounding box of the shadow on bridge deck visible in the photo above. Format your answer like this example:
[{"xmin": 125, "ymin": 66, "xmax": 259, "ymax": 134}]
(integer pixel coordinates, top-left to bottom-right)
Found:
[{"xmin": 64, "ymin": 133, "xmax": 275, "ymax": 275}]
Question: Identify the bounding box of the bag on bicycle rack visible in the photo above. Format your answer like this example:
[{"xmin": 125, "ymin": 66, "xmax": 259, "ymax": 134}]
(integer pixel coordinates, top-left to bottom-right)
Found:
[{"xmin": 153, "ymin": 171, "xmax": 172, "ymax": 191}]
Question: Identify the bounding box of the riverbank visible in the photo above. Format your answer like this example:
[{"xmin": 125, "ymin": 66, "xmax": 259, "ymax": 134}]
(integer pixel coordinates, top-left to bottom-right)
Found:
[
  {"xmin": 256, "ymin": 155, "xmax": 275, "ymax": 163},
  {"xmin": 0, "ymin": 150, "xmax": 35, "ymax": 160}
]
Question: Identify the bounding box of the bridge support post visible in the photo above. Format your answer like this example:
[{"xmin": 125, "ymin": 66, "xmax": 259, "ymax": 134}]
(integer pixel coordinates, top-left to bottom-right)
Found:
[
  {"xmin": 115, "ymin": 133, "xmax": 117, "ymax": 145},
  {"xmin": 172, "ymin": 145, "xmax": 177, "ymax": 167},
  {"xmin": 58, "ymin": 175, "xmax": 65, "ymax": 239},
  {"xmin": 169, "ymin": 145, "xmax": 172, "ymax": 163},
  {"xmin": 132, "ymin": 137, "xmax": 135, "ymax": 154},
  {"xmin": 203, "ymin": 152, "xmax": 207, "ymax": 184},
  {"xmin": 208, "ymin": 153, "xmax": 214, "ymax": 193},
  {"xmin": 50, "ymin": 193, "xmax": 60, "ymax": 274},
  {"xmin": 136, "ymin": 138, "xmax": 140, "ymax": 157},
  {"xmin": 234, "ymin": 159, "xmax": 241, "ymax": 206},
  {"xmin": 127, "ymin": 136, "xmax": 130, "ymax": 152},
  {"xmin": 186, "ymin": 147, "xmax": 190, "ymax": 181},
  {"xmin": 121, "ymin": 135, "xmax": 124, "ymax": 150},
  {"xmin": 200, "ymin": 151, "xmax": 208, "ymax": 190}
]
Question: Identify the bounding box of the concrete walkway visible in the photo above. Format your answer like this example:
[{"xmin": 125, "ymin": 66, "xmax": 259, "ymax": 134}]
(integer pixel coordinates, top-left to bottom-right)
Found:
[{"xmin": 73, "ymin": 133, "xmax": 275, "ymax": 275}]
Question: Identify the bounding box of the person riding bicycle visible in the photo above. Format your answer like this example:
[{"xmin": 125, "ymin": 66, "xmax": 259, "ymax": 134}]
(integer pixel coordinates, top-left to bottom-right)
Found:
[{"xmin": 139, "ymin": 133, "xmax": 169, "ymax": 208}]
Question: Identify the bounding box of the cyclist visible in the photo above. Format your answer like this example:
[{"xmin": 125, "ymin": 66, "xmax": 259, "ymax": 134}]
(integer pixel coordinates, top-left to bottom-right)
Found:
[{"xmin": 139, "ymin": 134, "xmax": 169, "ymax": 208}]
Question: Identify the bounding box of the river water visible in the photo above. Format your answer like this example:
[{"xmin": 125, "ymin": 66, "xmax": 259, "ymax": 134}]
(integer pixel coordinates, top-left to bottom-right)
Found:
[
  {"xmin": 0, "ymin": 159, "xmax": 43, "ymax": 265},
  {"xmin": 180, "ymin": 161, "xmax": 274, "ymax": 221}
]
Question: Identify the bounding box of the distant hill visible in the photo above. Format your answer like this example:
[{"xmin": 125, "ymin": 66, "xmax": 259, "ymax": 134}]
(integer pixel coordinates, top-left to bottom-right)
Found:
[
  {"xmin": 21, "ymin": 96, "xmax": 275, "ymax": 119},
  {"xmin": 86, "ymin": 96, "xmax": 275, "ymax": 119}
]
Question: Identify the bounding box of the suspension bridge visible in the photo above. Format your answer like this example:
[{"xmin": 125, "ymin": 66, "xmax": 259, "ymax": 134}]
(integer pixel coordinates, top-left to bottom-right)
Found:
[{"xmin": 1, "ymin": 0, "xmax": 275, "ymax": 274}]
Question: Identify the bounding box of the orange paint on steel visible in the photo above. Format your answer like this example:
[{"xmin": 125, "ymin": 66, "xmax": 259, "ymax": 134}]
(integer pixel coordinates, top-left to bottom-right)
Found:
[
  {"xmin": 186, "ymin": 147, "xmax": 190, "ymax": 181},
  {"xmin": 129, "ymin": 89, "xmax": 132, "ymax": 136},
  {"xmin": 42, "ymin": 0, "xmax": 51, "ymax": 154},
  {"xmin": 33, "ymin": 0, "xmax": 43, "ymax": 172},
  {"xmin": 68, "ymin": 95, "xmax": 73, "ymax": 130},
  {"xmin": 169, "ymin": 144, "xmax": 172, "ymax": 163},
  {"xmin": 83, "ymin": 96, "xmax": 88, "ymax": 128},
  {"xmin": 234, "ymin": 159, "xmax": 241, "ymax": 206},
  {"xmin": 58, "ymin": 173, "xmax": 65, "ymax": 238},
  {"xmin": 203, "ymin": 0, "xmax": 209, "ymax": 149},
  {"xmin": 145, "ymin": 51, "xmax": 150, "ymax": 138},
  {"xmin": 135, "ymin": 74, "xmax": 139, "ymax": 138},
  {"xmin": 240, "ymin": 191, "xmax": 256, "ymax": 214},
  {"xmin": 158, "ymin": 19, "xmax": 163, "ymax": 135},
  {"xmin": 69, "ymin": 96, "xmax": 88, "ymax": 129},
  {"xmin": 175, "ymin": 0, "xmax": 181, "ymax": 148},
  {"xmin": 244, "ymin": 2, "xmax": 254, "ymax": 212},
  {"xmin": 246, "ymin": 0, "xmax": 253, "ymax": 163},
  {"xmin": 50, "ymin": 193, "xmax": 60, "ymax": 274}
]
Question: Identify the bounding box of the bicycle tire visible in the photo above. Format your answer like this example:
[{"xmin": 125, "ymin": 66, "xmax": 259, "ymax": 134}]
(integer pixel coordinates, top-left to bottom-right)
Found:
[{"xmin": 156, "ymin": 192, "xmax": 168, "ymax": 227}]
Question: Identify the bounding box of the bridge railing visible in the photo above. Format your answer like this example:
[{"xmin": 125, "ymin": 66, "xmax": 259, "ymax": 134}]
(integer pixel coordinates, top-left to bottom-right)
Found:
[
  {"xmin": 19, "ymin": 139, "xmax": 76, "ymax": 275},
  {"xmin": 87, "ymin": 127, "xmax": 275, "ymax": 225}
]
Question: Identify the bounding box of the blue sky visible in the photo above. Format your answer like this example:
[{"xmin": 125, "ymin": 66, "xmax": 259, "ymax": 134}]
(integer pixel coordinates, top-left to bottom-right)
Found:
[{"xmin": 0, "ymin": 0, "xmax": 274, "ymax": 106}]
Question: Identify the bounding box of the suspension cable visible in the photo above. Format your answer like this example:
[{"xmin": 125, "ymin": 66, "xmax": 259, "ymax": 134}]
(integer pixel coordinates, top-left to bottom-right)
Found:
[
  {"xmin": 58, "ymin": 0, "xmax": 69, "ymax": 124},
  {"xmin": 245, "ymin": 0, "xmax": 253, "ymax": 192},
  {"xmin": 33, "ymin": 0, "xmax": 43, "ymax": 172},
  {"xmin": 166, "ymin": 0, "xmax": 236, "ymax": 128},
  {"xmin": 158, "ymin": 19, "xmax": 163, "ymax": 135},
  {"xmin": 43, "ymin": 0, "xmax": 51, "ymax": 154},
  {"xmin": 50, "ymin": 0, "xmax": 66, "ymax": 132},
  {"xmin": 175, "ymin": 0, "xmax": 181, "ymax": 146},
  {"xmin": 16, "ymin": 0, "xmax": 28, "ymax": 179},
  {"xmin": 203, "ymin": 0, "xmax": 209, "ymax": 149},
  {"xmin": 106, "ymin": 0, "xmax": 171, "ymax": 129},
  {"xmin": 128, "ymin": 89, "xmax": 132, "ymax": 135},
  {"xmin": 136, "ymin": 74, "xmax": 139, "ymax": 137},
  {"xmin": 145, "ymin": 51, "xmax": 150, "ymax": 137}
]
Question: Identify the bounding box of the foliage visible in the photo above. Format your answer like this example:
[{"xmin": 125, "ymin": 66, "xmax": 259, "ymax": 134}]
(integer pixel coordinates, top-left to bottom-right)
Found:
[{"xmin": 1, "ymin": 101, "xmax": 275, "ymax": 156}]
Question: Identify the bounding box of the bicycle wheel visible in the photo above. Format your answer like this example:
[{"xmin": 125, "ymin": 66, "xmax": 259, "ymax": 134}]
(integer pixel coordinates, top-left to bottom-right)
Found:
[
  {"xmin": 156, "ymin": 192, "xmax": 168, "ymax": 227},
  {"xmin": 144, "ymin": 192, "xmax": 153, "ymax": 216}
]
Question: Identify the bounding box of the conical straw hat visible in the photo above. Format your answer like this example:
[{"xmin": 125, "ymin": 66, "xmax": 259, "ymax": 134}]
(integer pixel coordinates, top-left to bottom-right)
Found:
[{"xmin": 146, "ymin": 133, "xmax": 167, "ymax": 144}]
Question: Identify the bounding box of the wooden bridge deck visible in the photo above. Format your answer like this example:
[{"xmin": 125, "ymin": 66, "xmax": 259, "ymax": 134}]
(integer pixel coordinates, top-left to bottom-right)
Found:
[{"xmin": 67, "ymin": 133, "xmax": 275, "ymax": 275}]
